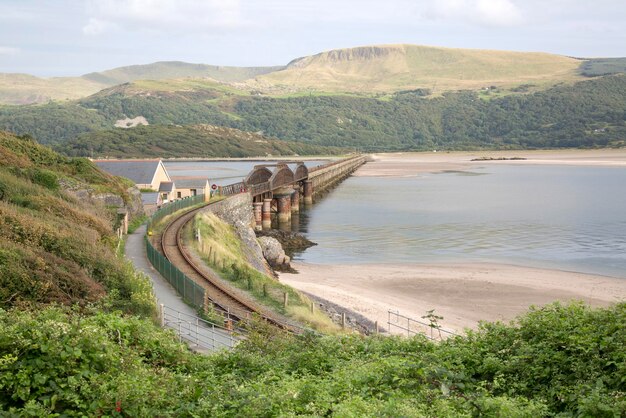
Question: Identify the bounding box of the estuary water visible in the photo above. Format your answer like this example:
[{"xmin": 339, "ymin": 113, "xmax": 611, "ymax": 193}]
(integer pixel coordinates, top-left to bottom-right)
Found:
[
  {"xmin": 293, "ymin": 165, "xmax": 626, "ymax": 279},
  {"xmin": 164, "ymin": 160, "xmax": 329, "ymax": 186}
]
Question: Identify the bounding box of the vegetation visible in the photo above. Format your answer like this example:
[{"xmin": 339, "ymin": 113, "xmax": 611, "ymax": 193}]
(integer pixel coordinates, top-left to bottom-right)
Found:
[
  {"xmin": 1, "ymin": 301, "xmax": 624, "ymax": 416},
  {"xmin": 1, "ymin": 132, "xmax": 625, "ymax": 416},
  {"xmin": 3, "ymin": 73, "xmax": 625, "ymax": 152},
  {"xmin": 58, "ymin": 124, "xmax": 346, "ymax": 158},
  {"xmin": 579, "ymin": 58, "xmax": 626, "ymax": 77},
  {"xmin": 193, "ymin": 212, "xmax": 338, "ymax": 332},
  {"xmin": 0, "ymin": 131, "xmax": 152, "ymax": 313}
]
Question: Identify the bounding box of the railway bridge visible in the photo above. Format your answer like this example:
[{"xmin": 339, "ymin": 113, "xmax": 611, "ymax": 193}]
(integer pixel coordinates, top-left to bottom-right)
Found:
[{"xmin": 220, "ymin": 154, "xmax": 366, "ymax": 229}]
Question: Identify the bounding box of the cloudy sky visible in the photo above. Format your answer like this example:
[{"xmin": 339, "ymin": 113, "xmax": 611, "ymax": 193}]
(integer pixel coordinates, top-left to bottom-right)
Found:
[{"xmin": 1, "ymin": 0, "xmax": 625, "ymax": 76}]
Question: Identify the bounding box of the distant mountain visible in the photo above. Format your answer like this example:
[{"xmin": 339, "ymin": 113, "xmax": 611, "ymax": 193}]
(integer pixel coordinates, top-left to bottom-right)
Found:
[
  {"xmin": 82, "ymin": 61, "xmax": 283, "ymax": 86},
  {"xmin": 0, "ymin": 73, "xmax": 106, "ymax": 105},
  {"xmin": 0, "ymin": 61, "xmax": 283, "ymax": 105},
  {"xmin": 252, "ymin": 44, "xmax": 585, "ymax": 94},
  {"xmin": 4, "ymin": 45, "xmax": 626, "ymax": 105}
]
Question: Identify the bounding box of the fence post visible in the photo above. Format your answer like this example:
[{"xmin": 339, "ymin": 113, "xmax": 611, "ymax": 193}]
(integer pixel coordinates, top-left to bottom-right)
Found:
[
  {"xmin": 160, "ymin": 304, "xmax": 165, "ymax": 327},
  {"xmin": 375, "ymin": 321, "xmax": 379, "ymax": 335},
  {"xmin": 283, "ymin": 292, "xmax": 289, "ymax": 308},
  {"xmin": 341, "ymin": 312, "xmax": 346, "ymax": 329}
]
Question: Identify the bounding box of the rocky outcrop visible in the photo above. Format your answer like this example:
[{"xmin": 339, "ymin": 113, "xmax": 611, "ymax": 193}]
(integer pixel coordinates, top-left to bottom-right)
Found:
[
  {"xmin": 258, "ymin": 236, "xmax": 291, "ymax": 269},
  {"xmin": 255, "ymin": 230, "xmax": 316, "ymax": 257}
]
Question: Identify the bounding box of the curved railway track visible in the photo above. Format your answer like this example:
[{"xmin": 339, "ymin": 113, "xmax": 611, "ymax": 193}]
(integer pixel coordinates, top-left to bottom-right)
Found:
[{"xmin": 158, "ymin": 203, "xmax": 300, "ymax": 332}]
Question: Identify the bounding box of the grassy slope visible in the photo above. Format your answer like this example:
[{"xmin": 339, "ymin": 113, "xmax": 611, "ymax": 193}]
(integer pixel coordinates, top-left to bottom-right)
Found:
[
  {"xmin": 0, "ymin": 62, "xmax": 283, "ymax": 105},
  {"xmin": 83, "ymin": 61, "xmax": 284, "ymax": 85},
  {"xmin": 0, "ymin": 73, "xmax": 107, "ymax": 105},
  {"xmin": 255, "ymin": 44, "xmax": 584, "ymax": 94},
  {"xmin": 0, "ymin": 131, "xmax": 153, "ymax": 313}
]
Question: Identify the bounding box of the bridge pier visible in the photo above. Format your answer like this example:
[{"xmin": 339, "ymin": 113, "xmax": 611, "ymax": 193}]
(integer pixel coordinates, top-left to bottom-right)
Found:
[
  {"xmin": 253, "ymin": 202, "xmax": 263, "ymax": 231},
  {"xmin": 275, "ymin": 188, "xmax": 292, "ymax": 223},
  {"xmin": 262, "ymin": 198, "xmax": 272, "ymax": 229},
  {"xmin": 290, "ymin": 189, "xmax": 300, "ymax": 212},
  {"xmin": 303, "ymin": 180, "xmax": 313, "ymax": 205}
]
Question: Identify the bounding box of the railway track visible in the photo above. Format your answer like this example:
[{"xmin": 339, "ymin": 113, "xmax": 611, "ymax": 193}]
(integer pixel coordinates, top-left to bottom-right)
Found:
[{"xmin": 158, "ymin": 203, "xmax": 301, "ymax": 332}]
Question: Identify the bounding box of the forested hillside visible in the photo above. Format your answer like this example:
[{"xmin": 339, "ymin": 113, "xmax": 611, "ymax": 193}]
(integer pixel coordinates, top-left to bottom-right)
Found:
[
  {"xmin": 2, "ymin": 74, "xmax": 625, "ymax": 153},
  {"xmin": 58, "ymin": 124, "xmax": 345, "ymax": 158}
]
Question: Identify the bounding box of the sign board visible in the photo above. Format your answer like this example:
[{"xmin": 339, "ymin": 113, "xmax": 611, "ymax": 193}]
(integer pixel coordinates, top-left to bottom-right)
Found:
[{"xmin": 211, "ymin": 184, "xmax": 218, "ymax": 190}]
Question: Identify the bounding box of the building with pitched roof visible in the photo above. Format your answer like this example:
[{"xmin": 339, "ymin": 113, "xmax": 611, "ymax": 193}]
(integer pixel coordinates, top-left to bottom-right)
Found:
[
  {"xmin": 170, "ymin": 177, "xmax": 211, "ymax": 199},
  {"xmin": 94, "ymin": 159, "xmax": 176, "ymax": 204}
]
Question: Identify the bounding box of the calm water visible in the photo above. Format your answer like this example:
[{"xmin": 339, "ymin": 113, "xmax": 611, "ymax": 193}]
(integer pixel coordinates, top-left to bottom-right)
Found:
[
  {"xmin": 293, "ymin": 165, "xmax": 626, "ymax": 279},
  {"xmin": 164, "ymin": 160, "xmax": 330, "ymax": 187}
]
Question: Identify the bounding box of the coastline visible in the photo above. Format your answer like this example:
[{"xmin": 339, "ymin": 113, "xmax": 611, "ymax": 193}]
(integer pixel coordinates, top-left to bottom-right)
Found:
[
  {"xmin": 280, "ymin": 149, "xmax": 626, "ymax": 335},
  {"xmin": 279, "ymin": 262, "xmax": 626, "ymax": 334}
]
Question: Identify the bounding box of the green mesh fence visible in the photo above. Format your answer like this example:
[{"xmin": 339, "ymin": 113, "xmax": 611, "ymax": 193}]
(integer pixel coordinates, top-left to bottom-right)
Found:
[
  {"xmin": 147, "ymin": 195, "xmax": 205, "ymax": 231},
  {"xmin": 145, "ymin": 195, "xmax": 207, "ymax": 310}
]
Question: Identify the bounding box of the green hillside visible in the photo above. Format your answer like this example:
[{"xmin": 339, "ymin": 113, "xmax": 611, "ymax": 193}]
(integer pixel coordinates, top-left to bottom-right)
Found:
[
  {"xmin": 58, "ymin": 124, "xmax": 346, "ymax": 158},
  {"xmin": 3, "ymin": 73, "xmax": 623, "ymax": 152},
  {"xmin": 579, "ymin": 58, "xmax": 626, "ymax": 77},
  {"xmin": 0, "ymin": 131, "xmax": 152, "ymax": 312}
]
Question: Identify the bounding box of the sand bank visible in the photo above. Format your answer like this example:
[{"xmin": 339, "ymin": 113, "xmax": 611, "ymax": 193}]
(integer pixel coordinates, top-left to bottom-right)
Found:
[
  {"xmin": 357, "ymin": 149, "xmax": 626, "ymax": 177},
  {"xmin": 280, "ymin": 262, "xmax": 626, "ymax": 335},
  {"xmin": 281, "ymin": 150, "xmax": 626, "ymax": 335}
]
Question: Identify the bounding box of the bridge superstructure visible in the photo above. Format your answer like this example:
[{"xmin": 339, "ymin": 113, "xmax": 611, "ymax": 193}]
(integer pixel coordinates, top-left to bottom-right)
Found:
[{"xmin": 221, "ymin": 155, "xmax": 366, "ymax": 229}]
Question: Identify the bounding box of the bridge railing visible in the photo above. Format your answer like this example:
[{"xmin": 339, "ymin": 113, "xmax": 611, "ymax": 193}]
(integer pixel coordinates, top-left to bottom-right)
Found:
[
  {"xmin": 159, "ymin": 304, "xmax": 239, "ymax": 351},
  {"xmin": 219, "ymin": 181, "xmax": 246, "ymax": 196},
  {"xmin": 308, "ymin": 154, "xmax": 364, "ymax": 174}
]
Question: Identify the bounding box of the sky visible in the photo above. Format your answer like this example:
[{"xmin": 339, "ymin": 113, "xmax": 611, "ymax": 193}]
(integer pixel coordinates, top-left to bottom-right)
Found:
[{"xmin": 1, "ymin": 0, "xmax": 625, "ymax": 77}]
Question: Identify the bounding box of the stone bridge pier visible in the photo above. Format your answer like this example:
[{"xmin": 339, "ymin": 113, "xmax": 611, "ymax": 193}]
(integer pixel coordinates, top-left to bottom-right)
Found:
[{"xmin": 241, "ymin": 155, "xmax": 366, "ymax": 230}]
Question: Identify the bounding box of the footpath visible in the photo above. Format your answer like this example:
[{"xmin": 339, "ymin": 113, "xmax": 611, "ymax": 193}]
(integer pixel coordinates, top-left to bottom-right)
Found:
[{"xmin": 125, "ymin": 224, "xmax": 237, "ymax": 352}]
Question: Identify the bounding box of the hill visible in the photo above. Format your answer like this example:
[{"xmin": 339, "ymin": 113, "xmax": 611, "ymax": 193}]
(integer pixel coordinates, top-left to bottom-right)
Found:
[
  {"xmin": 0, "ymin": 131, "xmax": 152, "ymax": 312},
  {"xmin": 3, "ymin": 73, "xmax": 623, "ymax": 151},
  {"xmin": 252, "ymin": 44, "xmax": 585, "ymax": 94},
  {"xmin": 2, "ymin": 44, "xmax": 615, "ymax": 105},
  {"xmin": 0, "ymin": 73, "xmax": 107, "ymax": 105},
  {"xmin": 82, "ymin": 60, "xmax": 283, "ymax": 85},
  {"xmin": 0, "ymin": 61, "xmax": 282, "ymax": 105},
  {"xmin": 58, "ymin": 124, "xmax": 346, "ymax": 158}
]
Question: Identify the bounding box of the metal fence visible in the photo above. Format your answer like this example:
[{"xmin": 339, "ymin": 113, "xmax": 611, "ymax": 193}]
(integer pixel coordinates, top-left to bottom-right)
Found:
[
  {"xmin": 145, "ymin": 196, "xmax": 209, "ymax": 311},
  {"xmin": 145, "ymin": 235, "xmax": 206, "ymax": 310},
  {"xmin": 147, "ymin": 195, "xmax": 206, "ymax": 230},
  {"xmin": 159, "ymin": 304, "xmax": 239, "ymax": 351},
  {"xmin": 387, "ymin": 310, "xmax": 458, "ymax": 341}
]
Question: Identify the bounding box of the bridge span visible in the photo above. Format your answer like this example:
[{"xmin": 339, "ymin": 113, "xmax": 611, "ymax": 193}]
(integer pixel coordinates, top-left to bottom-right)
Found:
[{"xmin": 219, "ymin": 154, "xmax": 366, "ymax": 229}]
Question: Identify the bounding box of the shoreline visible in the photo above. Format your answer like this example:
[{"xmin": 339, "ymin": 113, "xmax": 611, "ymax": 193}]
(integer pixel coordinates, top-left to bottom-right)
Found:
[
  {"xmin": 356, "ymin": 149, "xmax": 626, "ymax": 176},
  {"xmin": 280, "ymin": 149, "xmax": 626, "ymax": 335},
  {"xmin": 279, "ymin": 261, "xmax": 626, "ymax": 335}
]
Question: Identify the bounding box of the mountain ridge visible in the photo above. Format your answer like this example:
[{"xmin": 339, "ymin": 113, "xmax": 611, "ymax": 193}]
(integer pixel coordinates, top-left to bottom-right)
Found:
[{"xmin": 4, "ymin": 43, "xmax": 625, "ymax": 105}]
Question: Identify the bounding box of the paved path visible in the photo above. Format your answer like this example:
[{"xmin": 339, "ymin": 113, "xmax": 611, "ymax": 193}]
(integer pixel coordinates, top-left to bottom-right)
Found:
[{"xmin": 125, "ymin": 224, "xmax": 237, "ymax": 351}]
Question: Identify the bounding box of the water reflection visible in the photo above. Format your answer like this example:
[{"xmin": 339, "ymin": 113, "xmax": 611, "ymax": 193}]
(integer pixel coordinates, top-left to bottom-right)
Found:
[{"xmin": 293, "ymin": 165, "xmax": 626, "ymax": 279}]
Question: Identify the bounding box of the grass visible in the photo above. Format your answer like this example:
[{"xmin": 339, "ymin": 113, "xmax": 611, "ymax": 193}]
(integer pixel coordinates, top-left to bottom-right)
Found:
[
  {"xmin": 192, "ymin": 212, "xmax": 340, "ymax": 333},
  {"xmin": 255, "ymin": 44, "xmax": 584, "ymax": 95}
]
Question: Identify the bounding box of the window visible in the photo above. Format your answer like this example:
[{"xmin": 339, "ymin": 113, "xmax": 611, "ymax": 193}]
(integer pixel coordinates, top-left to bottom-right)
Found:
[
  {"xmin": 177, "ymin": 191, "xmax": 182, "ymax": 198},
  {"xmin": 191, "ymin": 189, "xmax": 197, "ymax": 196}
]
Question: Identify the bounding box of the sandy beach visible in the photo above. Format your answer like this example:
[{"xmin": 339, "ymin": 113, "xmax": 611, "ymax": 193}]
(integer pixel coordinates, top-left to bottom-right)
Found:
[{"xmin": 280, "ymin": 150, "xmax": 626, "ymax": 335}]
